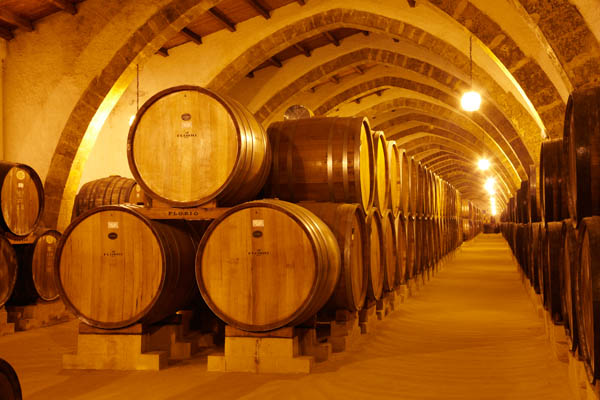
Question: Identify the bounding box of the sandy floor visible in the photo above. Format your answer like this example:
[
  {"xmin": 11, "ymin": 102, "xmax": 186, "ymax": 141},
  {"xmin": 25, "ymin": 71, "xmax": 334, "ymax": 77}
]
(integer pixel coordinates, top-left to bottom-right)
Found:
[{"xmin": 0, "ymin": 234, "xmax": 573, "ymax": 399}]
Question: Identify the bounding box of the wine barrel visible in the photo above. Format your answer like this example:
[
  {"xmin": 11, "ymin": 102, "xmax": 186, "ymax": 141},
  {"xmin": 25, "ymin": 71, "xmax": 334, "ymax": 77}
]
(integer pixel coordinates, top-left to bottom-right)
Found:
[
  {"xmin": 56, "ymin": 206, "xmax": 200, "ymax": 329},
  {"xmin": 539, "ymin": 140, "xmax": 569, "ymax": 222},
  {"xmin": 561, "ymin": 219, "xmax": 579, "ymax": 351},
  {"xmin": 409, "ymin": 158, "xmax": 421, "ymax": 217},
  {"xmin": 528, "ymin": 222, "xmax": 542, "ymax": 293},
  {"xmin": 399, "ymin": 149, "xmax": 410, "ymax": 216},
  {"xmin": 128, "ymin": 85, "xmax": 271, "ymax": 207},
  {"xmin": 196, "ymin": 199, "xmax": 340, "ymax": 332},
  {"xmin": 0, "ymin": 162, "xmax": 44, "ymax": 239},
  {"xmin": 577, "ymin": 216, "xmax": 600, "ymax": 382},
  {"xmin": 72, "ymin": 176, "xmax": 144, "ymax": 218},
  {"xmin": 299, "ymin": 202, "xmax": 367, "ymax": 312},
  {"xmin": 0, "ymin": 359, "xmax": 22, "ymax": 400},
  {"xmin": 0, "ymin": 237, "xmax": 17, "ymax": 308},
  {"xmin": 365, "ymin": 208, "xmax": 385, "ymax": 301},
  {"xmin": 267, "ymin": 117, "xmax": 374, "ymax": 211},
  {"xmin": 381, "ymin": 210, "xmax": 398, "ymax": 291},
  {"xmin": 8, "ymin": 230, "xmax": 61, "ymax": 305},
  {"xmin": 406, "ymin": 217, "xmax": 416, "ymax": 279},
  {"xmin": 528, "ymin": 165, "xmax": 541, "ymax": 223},
  {"xmin": 396, "ymin": 215, "xmax": 407, "ymax": 284},
  {"xmin": 387, "ymin": 140, "xmax": 401, "ymax": 216},
  {"xmin": 414, "ymin": 217, "xmax": 424, "ymax": 274},
  {"xmin": 373, "ymin": 131, "xmax": 390, "ymax": 211},
  {"xmin": 563, "ymin": 86, "xmax": 600, "ymax": 226},
  {"xmin": 544, "ymin": 222, "xmax": 563, "ymax": 324}
]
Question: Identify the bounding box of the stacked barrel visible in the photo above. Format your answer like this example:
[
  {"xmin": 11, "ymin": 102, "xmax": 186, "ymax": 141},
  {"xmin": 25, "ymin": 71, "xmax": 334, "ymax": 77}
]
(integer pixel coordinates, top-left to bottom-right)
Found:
[
  {"xmin": 500, "ymin": 85, "xmax": 600, "ymax": 383},
  {"xmin": 460, "ymin": 199, "xmax": 483, "ymax": 241},
  {"xmin": 0, "ymin": 162, "xmax": 63, "ymax": 310},
  {"xmin": 55, "ymin": 85, "xmax": 467, "ymax": 335}
]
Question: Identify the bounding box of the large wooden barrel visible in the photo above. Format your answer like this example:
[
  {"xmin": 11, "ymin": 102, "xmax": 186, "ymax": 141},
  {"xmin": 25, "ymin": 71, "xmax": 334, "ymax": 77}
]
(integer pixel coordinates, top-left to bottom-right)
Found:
[
  {"xmin": 396, "ymin": 215, "xmax": 407, "ymax": 284},
  {"xmin": 528, "ymin": 165, "xmax": 541, "ymax": 223},
  {"xmin": 0, "ymin": 236, "xmax": 17, "ymax": 308},
  {"xmin": 299, "ymin": 202, "xmax": 367, "ymax": 312},
  {"xmin": 577, "ymin": 216, "xmax": 600, "ymax": 382},
  {"xmin": 406, "ymin": 217, "xmax": 416, "ymax": 279},
  {"xmin": 373, "ymin": 131, "xmax": 390, "ymax": 211},
  {"xmin": 196, "ymin": 199, "xmax": 340, "ymax": 332},
  {"xmin": 562, "ymin": 219, "xmax": 579, "ymax": 351},
  {"xmin": 267, "ymin": 117, "xmax": 374, "ymax": 211},
  {"xmin": 381, "ymin": 210, "xmax": 398, "ymax": 291},
  {"xmin": 539, "ymin": 139, "xmax": 569, "ymax": 222},
  {"xmin": 563, "ymin": 86, "xmax": 600, "ymax": 226},
  {"xmin": 387, "ymin": 141, "xmax": 401, "ymax": 216},
  {"xmin": 73, "ymin": 176, "xmax": 144, "ymax": 218},
  {"xmin": 365, "ymin": 208, "xmax": 385, "ymax": 301},
  {"xmin": 0, "ymin": 162, "xmax": 44, "ymax": 239},
  {"xmin": 409, "ymin": 158, "xmax": 420, "ymax": 216},
  {"xmin": 0, "ymin": 359, "xmax": 22, "ymax": 400},
  {"xmin": 8, "ymin": 230, "xmax": 61, "ymax": 305},
  {"xmin": 56, "ymin": 206, "xmax": 200, "ymax": 329},
  {"xmin": 528, "ymin": 222, "xmax": 542, "ymax": 293},
  {"xmin": 127, "ymin": 85, "xmax": 271, "ymax": 207},
  {"xmin": 399, "ymin": 149, "xmax": 410, "ymax": 216}
]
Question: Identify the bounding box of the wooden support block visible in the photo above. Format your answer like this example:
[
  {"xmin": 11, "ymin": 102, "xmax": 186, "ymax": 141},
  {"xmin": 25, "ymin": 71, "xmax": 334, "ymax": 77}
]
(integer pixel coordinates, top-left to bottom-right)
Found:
[
  {"xmin": 396, "ymin": 285, "xmax": 408, "ymax": 304},
  {"xmin": 297, "ymin": 328, "xmax": 331, "ymax": 362},
  {"xmin": 208, "ymin": 328, "xmax": 314, "ymax": 373},
  {"xmin": 359, "ymin": 302, "xmax": 377, "ymax": 334},
  {"xmin": 376, "ymin": 292, "xmax": 395, "ymax": 320},
  {"xmin": 407, "ymin": 277, "xmax": 421, "ymax": 296},
  {"xmin": 135, "ymin": 200, "xmax": 228, "ymax": 221},
  {"xmin": 7, "ymin": 300, "xmax": 72, "ymax": 331},
  {"xmin": 328, "ymin": 310, "xmax": 360, "ymax": 353},
  {"xmin": 0, "ymin": 307, "xmax": 14, "ymax": 336}
]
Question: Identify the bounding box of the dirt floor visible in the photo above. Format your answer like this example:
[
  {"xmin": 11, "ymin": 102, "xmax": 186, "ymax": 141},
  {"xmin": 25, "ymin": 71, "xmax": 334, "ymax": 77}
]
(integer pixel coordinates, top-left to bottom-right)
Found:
[{"xmin": 0, "ymin": 234, "xmax": 574, "ymax": 399}]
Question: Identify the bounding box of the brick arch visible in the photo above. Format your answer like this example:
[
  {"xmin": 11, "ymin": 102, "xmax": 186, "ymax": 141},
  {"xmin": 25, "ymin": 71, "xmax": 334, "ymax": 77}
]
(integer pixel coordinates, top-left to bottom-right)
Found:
[
  {"xmin": 44, "ymin": 0, "xmax": 224, "ymax": 230},
  {"xmin": 208, "ymin": 7, "xmax": 563, "ymax": 138}
]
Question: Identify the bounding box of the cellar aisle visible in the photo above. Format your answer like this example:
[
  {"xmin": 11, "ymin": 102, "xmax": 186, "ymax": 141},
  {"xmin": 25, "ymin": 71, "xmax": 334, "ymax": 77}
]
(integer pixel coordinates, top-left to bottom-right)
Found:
[{"xmin": 0, "ymin": 233, "xmax": 573, "ymax": 400}]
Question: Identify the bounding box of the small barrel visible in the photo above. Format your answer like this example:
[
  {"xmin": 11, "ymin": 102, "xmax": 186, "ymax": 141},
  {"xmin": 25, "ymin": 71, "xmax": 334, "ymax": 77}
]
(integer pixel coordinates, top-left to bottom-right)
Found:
[
  {"xmin": 381, "ymin": 209, "xmax": 398, "ymax": 291},
  {"xmin": 561, "ymin": 219, "xmax": 579, "ymax": 351},
  {"xmin": 299, "ymin": 202, "xmax": 367, "ymax": 312},
  {"xmin": 544, "ymin": 221, "xmax": 563, "ymax": 324},
  {"xmin": 128, "ymin": 85, "xmax": 271, "ymax": 207},
  {"xmin": 365, "ymin": 208, "xmax": 385, "ymax": 301},
  {"xmin": 396, "ymin": 215, "xmax": 407, "ymax": 285},
  {"xmin": 8, "ymin": 230, "xmax": 61, "ymax": 305},
  {"xmin": 0, "ymin": 237, "xmax": 17, "ymax": 307},
  {"xmin": 0, "ymin": 162, "xmax": 44, "ymax": 239},
  {"xmin": 577, "ymin": 216, "xmax": 600, "ymax": 382},
  {"xmin": 0, "ymin": 359, "xmax": 22, "ymax": 400},
  {"xmin": 267, "ymin": 117, "xmax": 374, "ymax": 212},
  {"xmin": 196, "ymin": 199, "xmax": 340, "ymax": 332},
  {"xmin": 539, "ymin": 140, "xmax": 569, "ymax": 222},
  {"xmin": 373, "ymin": 131, "xmax": 390, "ymax": 212},
  {"xmin": 56, "ymin": 206, "xmax": 200, "ymax": 329},
  {"xmin": 399, "ymin": 149, "xmax": 410, "ymax": 216},
  {"xmin": 73, "ymin": 176, "xmax": 144, "ymax": 218},
  {"xmin": 387, "ymin": 140, "xmax": 401, "ymax": 216},
  {"xmin": 563, "ymin": 86, "xmax": 600, "ymax": 225}
]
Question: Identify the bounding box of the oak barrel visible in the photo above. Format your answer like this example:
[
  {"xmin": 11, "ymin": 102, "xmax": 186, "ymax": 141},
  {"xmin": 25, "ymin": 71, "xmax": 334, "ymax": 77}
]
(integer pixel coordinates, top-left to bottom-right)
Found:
[
  {"xmin": 73, "ymin": 176, "xmax": 144, "ymax": 218},
  {"xmin": 381, "ymin": 209, "xmax": 398, "ymax": 291},
  {"xmin": 8, "ymin": 230, "xmax": 61, "ymax": 305},
  {"xmin": 0, "ymin": 162, "xmax": 44, "ymax": 239},
  {"xmin": 373, "ymin": 131, "xmax": 390, "ymax": 211},
  {"xmin": 299, "ymin": 202, "xmax": 367, "ymax": 312},
  {"xmin": 387, "ymin": 140, "xmax": 401, "ymax": 216},
  {"xmin": 128, "ymin": 85, "xmax": 271, "ymax": 207},
  {"xmin": 196, "ymin": 199, "xmax": 340, "ymax": 332},
  {"xmin": 0, "ymin": 236, "xmax": 17, "ymax": 308},
  {"xmin": 396, "ymin": 215, "xmax": 407, "ymax": 284},
  {"xmin": 528, "ymin": 165, "xmax": 541, "ymax": 223},
  {"xmin": 409, "ymin": 158, "xmax": 420, "ymax": 216},
  {"xmin": 528, "ymin": 222, "xmax": 542, "ymax": 293},
  {"xmin": 56, "ymin": 205, "xmax": 200, "ymax": 329},
  {"xmin": 365, "ymin": 208, "xmax": 385, "ymax": 301},
  {"xmin": 0, "ymin": 359, "xmax": 22, "ymax": 400},
  {"xmin": 576, "ymin": 216, "xmax": 600, "ymax": 382},
  {"xmin": 562, "ymin": 219, "xmax": 579, "ymax": 351},
  {"xmin": 399, "ymin": 149, "xmax": 410, "ymax": 216},
  {"xmin": 563, "ymin": 86, "xmax": 600, "ymax": 225},
  {"xmin": 539, "ymin": 139, "xmax": 569, "ymax": 222},
  {"xmin": 267, "ymin": 117, "xmax": 374, "ymax": 211}
]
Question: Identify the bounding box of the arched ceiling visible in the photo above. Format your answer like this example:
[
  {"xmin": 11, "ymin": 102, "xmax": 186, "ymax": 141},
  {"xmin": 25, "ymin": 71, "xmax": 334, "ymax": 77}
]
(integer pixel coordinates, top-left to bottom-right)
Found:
[{"xmin": 16, "ymin": 0, "xmax": 598, "ymax": 226}]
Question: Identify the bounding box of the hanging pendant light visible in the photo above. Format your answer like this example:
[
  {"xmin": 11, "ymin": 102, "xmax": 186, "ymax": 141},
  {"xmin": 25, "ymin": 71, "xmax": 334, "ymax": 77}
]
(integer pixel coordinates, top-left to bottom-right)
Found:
[{"xmin": 461, "ymin": 36, "xmax": 481, "ymax": 112}]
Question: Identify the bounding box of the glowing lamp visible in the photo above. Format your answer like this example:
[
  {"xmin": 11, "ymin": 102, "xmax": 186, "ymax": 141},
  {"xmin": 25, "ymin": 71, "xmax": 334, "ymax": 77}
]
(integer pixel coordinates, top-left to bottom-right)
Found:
[
  {"xmin": 478, "ymin": 158, "xmax": 490, "ymax": 171},
  {"xmin": 128, "ymin": 115, "xmax": 136, "ymax": 127},
  {"xmin": 484, "ymin": 177, "xmax": 496, "ymax": 195},
  {"xmin": 461, "ymin": 91, "xmax": 481, "ymax": 112}
]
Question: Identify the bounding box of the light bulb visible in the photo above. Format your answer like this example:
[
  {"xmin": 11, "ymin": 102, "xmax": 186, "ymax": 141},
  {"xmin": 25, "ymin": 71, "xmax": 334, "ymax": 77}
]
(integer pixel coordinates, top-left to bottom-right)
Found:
[
  {"xmin": 484, "ymin": 177, "xmax": 496, "ymax": 195},
  {"xmin": 478, "ymin": 158, "xmax": 490, "ymax": 171},
  {"xmin": 461, "ymin": 91, "xmax": 481, "ymax": 112},
  {"xmin": 128, "ymin": 115, "xmax": 136, "ymax": 127}
]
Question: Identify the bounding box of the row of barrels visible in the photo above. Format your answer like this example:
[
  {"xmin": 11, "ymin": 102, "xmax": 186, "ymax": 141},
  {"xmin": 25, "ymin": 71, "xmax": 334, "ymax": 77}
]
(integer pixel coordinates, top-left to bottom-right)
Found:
[
  {"xmin": 500, "ymin": 85, "xmax": 600, "ymax": 384},
  {"xmin": 461, "ymin": 199, "xmax": 484, "ymax": 241}
]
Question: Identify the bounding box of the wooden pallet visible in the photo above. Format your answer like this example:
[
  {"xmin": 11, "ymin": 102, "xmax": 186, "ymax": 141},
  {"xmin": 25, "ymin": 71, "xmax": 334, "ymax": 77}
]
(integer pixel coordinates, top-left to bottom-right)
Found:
[
  {"xmin": 207, "ymin": 326, "xmax": 315, "ymax": 373},
  {"xmin": 63, "ymin": 312, "xmax": 214, "ymax": 371},
  {"xmin": 6, "ymin": 300, "xmax": 72, "ymax": 331},
  {"xmin": 0, "ymin": 306, "xmax": 15, "ymax": 336}
]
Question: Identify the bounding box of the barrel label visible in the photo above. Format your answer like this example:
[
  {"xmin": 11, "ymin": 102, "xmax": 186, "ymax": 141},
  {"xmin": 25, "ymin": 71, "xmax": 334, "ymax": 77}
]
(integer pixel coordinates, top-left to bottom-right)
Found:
[
  {"xmin": 103, "ymin": 250, "xmax": 124, "ymax": 257},
  {"xmin": 248, "ymin": 249, "xmax": 270, "ymax": 256},
  {"xmin": 252, "ymin": 219, "xmax": 264, "ymax": 227},
  {"xmin": 167, "ymin": 210, "xmax": 201, "ymax": 217},
  {"xmin": 108, "ymin": 222, "xmax": 119, "ymax": 229},
  {"xmin": 17, "ymin": 183, "xmax": 24, "ymax": 189},
  {"xmin": 16, "ymin": 170, "xmax": 25, "ymax": 180},
  {"xmin": 46, "ymin": 236, "xmax": 56, "ymax": 244}
]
